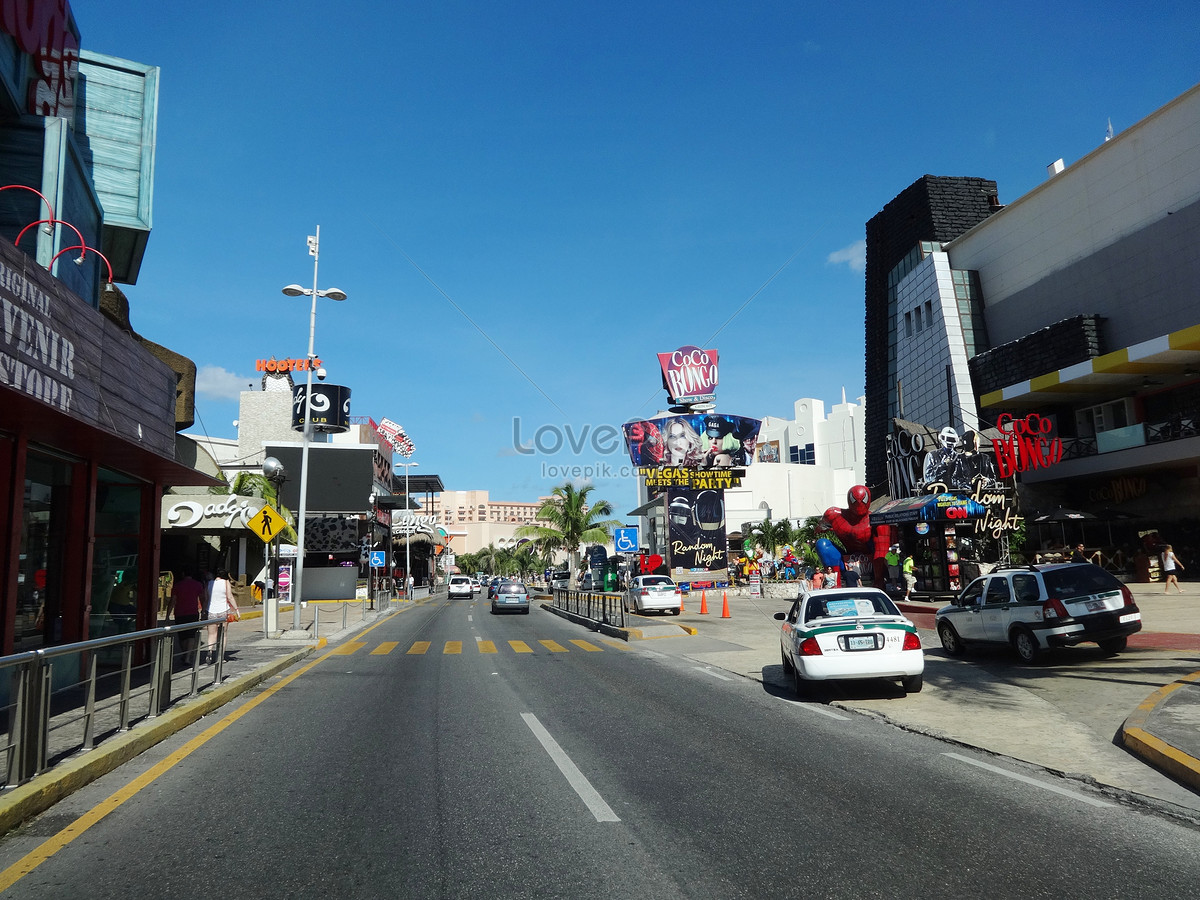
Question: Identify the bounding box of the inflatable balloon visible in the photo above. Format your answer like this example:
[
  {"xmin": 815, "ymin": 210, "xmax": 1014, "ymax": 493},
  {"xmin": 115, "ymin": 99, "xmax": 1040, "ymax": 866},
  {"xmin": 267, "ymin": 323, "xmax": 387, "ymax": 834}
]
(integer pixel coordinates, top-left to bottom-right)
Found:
[{"xmin": 816, "ymin": 537, "xmax": 843, "ymax": 568}]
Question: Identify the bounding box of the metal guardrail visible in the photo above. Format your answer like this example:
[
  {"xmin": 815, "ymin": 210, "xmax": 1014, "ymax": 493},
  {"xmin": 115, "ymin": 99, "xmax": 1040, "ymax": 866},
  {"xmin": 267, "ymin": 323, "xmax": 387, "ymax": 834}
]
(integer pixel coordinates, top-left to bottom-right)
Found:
[
  {"xmin": 312, "ymin": 598, "xmax": 380, "ymax": 632},
  {"xmin": 550, "ymin": 589, "xmax": 627, "ymax": 628},
  {"xmin": 0, "ymin": 618, "xmax": 230, "ymax": 788}
]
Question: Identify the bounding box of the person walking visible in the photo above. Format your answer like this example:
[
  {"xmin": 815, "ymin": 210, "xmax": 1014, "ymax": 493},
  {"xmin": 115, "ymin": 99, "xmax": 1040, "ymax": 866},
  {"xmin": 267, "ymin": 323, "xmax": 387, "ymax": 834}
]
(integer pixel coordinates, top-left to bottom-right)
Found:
[
  {"xmin": 204, "ymin": 567, "xmax": 239, "ymax": 664},
  {"xmin": 1162, "ymin": 544, "xmax": 1185, "ymax": 593},
  {"xmin": 903, "ymin": 552, "xmax": 916, "ymax": 601},
  {"xmin": 167, "ymin": 570, "xmax": 205, "ymax": 660}
]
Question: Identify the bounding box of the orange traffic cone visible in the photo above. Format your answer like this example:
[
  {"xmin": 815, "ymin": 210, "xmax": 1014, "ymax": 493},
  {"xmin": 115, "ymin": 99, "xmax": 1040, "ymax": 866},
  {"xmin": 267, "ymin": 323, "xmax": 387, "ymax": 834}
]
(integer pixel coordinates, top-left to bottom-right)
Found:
[
  {"xmin": 680, "ymin": 592, "xmax": 685, "ymax": 613},
  {"xmin": 699, "ymin": 590, "xmax": 709, "ymax": 614},
  {"xmin": 721, "ymin": 589, "xmax": 731, "ymax": 618}
]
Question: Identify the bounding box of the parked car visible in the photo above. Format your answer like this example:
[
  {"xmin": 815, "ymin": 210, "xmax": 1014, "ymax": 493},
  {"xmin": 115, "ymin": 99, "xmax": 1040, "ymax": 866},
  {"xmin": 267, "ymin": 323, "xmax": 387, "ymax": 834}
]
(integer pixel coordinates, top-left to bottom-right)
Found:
[
  {"xmin": 935, "ymin": 562, "xmax": 1142, "ymax": 663},
  {"xmin": 775, "ymin": 588, "xmax": 924, "ymax": 696},
  {"xmin": 624, "ymin": 575, "xmax": 682, "ymax": 615},
  {"xmin": 491, "ymin": 581, "xmax": 530, "ymax": 614},
  {"xmin": 448, "ymin": 575, "xmax": 473, "ymax": 598},
  {"xmin": 550, "ymin": 571, "xmax": 570, "ymax": 591}
]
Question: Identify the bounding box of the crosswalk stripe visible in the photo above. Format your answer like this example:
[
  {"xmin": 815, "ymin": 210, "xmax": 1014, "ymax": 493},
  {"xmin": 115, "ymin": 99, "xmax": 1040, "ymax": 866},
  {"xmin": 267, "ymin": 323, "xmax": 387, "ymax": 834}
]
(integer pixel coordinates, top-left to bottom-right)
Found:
[
  {"xmin": 539, "ymin": 640, "xmax": 568, "ymax": 653},
  {"xmin": 478, "ymin": 640, "xmax": 497, "ymax": 653},
  {"xmin": 599, "ymin": 639, "xmax": 632, "ymax": 650},
  {"xmin": 371, "ymin": 642, "xmax": 398, "ymax": 655},
  {"xmin": 509, "ymin": 640, "xmax": 534, "ymax": 653},
  {"xmin": 445, "ymin": 641, "xmax": 462, "ymax": 654},
  {"xmin": 407, "ymin": 641, "xmax": 431, "ymax": 655},
  {"xmin": 569, "ymin": 640, "xmax": 602, "ymax": 651},
  {"xmin": 333, "ymin": 642, "xmax": 366, "ymax": 656}
]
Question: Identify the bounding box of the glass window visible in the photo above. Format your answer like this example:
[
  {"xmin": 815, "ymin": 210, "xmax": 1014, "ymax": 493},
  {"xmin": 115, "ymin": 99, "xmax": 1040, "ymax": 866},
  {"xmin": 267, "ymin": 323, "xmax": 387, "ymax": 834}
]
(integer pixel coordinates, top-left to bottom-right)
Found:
[
  {"xmin": 14, "ymin": 452, "xmax": 74, "ymax": 650},
  {"xmin": 985, "ymin": 577, "xmax": 1012, "ymax": 605},
  {"xmin": 90, "ymin": 472, "xmax": 144, "ymax": 639}
]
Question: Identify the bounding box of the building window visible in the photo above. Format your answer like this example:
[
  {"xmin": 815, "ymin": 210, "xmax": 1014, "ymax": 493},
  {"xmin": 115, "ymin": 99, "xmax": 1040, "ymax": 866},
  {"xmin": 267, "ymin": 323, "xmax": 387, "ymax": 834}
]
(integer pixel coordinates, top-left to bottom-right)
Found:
[
  {"xmin": 789, "ymin": 445, "xmax": 800, "ymax": 463},
  {"xmin": 905, "ymin": 311, "xmax": 913, "ymax": 337}
]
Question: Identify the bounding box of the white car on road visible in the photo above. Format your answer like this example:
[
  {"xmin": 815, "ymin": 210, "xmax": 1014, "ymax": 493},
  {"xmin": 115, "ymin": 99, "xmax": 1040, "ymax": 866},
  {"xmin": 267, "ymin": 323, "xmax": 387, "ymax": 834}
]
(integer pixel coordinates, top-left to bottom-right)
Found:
[
  {"xmin": 775, "ymin": 587, "xmax": 924, "ymax": 696},
  {"xmin": 624, "ymin": 575, "xmax": 682, "ymax": 616}
]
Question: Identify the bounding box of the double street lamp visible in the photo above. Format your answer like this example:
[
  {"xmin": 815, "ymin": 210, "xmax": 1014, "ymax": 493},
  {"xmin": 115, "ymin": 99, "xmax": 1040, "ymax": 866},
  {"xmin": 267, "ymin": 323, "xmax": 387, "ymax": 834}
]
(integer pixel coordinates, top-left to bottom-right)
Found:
[{"xmin": 282, "ymin": 226, "xmax": 346, "ymax": 633}]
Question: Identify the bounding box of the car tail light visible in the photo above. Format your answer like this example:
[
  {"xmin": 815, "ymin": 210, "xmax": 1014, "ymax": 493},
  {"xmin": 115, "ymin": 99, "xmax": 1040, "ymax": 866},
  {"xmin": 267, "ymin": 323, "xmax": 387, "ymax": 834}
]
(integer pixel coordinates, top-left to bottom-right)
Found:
[
  {"xmin": 1120, "ymin": 584, "xmax": 1138, "ymax": 610},
  {"xmin": 902, "ymin": 631, "xmax": 922, "ymax": 651},
  {"xmin": 799, "ymin": 637, "xmax": 822, "ymax": 656},
  {"xmin": 1043, "ymin": 597, "xmax": 1070, "ymax": 619}
]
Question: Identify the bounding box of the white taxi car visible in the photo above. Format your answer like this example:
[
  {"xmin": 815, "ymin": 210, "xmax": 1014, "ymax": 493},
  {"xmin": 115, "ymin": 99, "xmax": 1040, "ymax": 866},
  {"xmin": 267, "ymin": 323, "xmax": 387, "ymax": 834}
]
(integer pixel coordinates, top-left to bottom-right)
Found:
[{"xmin": 774, "ymin": 588, "xmax": 924, "ymax": 697}]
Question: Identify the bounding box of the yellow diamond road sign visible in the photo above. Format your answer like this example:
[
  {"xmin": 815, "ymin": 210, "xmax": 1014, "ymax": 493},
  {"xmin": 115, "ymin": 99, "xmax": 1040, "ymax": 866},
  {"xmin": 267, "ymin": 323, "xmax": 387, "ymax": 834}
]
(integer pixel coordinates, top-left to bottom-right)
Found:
[{"xmin": 246, "ymin": 504, "xmax": 287, "ymax": 543}]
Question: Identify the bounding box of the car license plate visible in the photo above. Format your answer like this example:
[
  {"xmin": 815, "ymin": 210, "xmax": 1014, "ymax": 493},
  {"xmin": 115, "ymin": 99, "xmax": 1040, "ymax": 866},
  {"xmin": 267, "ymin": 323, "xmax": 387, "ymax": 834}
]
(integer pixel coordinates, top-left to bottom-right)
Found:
[
  {"xmin": 1086, "ymin": 600, "xmax": 1107, "ymax": 612},
  {"xmin": 1119, "ymin": 612, "xmax": 1140, "ymax": 623},
  {"xmin": 846, "ymin": 635, "xmax": 876, "ymax": 651}
]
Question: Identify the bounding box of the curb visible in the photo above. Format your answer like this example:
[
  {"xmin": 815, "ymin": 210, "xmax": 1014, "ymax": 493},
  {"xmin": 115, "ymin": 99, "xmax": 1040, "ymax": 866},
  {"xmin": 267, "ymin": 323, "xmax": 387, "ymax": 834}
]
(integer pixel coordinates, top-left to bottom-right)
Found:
[
  {"xmin": 1120, "ymin": 670, "xmax": 1200, "ymax": 792},
  {"xmin": 0, "ymin": 646, "xmax": 314, "ymax": 837}
]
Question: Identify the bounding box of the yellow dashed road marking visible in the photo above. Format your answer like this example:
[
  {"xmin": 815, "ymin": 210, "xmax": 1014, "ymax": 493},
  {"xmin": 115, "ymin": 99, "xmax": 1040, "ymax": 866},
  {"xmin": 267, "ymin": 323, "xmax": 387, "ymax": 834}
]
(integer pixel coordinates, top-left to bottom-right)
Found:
[
  {"xmin": 478, "ymin": 641, "xmax": 497, "ymax": 653},
  {"xmin": 569, "ymin": 640, "xmax": 602, "ymax": 651},
  {"xmin": 444, "ymin": 641, "xmax": 462, "ymax": 654},
  {"xmin": 509, "ymin": 640, "xmax": 533, "ymax": 653},
  {"xmin": 371, "ymin": 642, "xmax": 398, "ymax": 655},
  {"xmin": 539, "ymin": 640, "xmax": 568, "ymax": 653},
  {"xmin": 600, "ymin": 639, "xmax": 632, "ymax": 650},
  {"xmin": 332, "ymin": 642, "xmax": 366, "ymax": 655},
  {"xmin": 407, "ymin": 641, "xmax": 431, "ymax": 655}
]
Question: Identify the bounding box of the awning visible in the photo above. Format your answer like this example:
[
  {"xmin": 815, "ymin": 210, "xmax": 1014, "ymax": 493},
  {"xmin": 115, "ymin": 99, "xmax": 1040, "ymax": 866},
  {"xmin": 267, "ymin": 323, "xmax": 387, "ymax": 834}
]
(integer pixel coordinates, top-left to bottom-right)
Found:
[
  {"xmin": 627, "ymin": 497, "xmax": 667, "ymax": 518},
  {"xmin": 871, "ymin": 492, "xmax": 987, "ymax": 525}
]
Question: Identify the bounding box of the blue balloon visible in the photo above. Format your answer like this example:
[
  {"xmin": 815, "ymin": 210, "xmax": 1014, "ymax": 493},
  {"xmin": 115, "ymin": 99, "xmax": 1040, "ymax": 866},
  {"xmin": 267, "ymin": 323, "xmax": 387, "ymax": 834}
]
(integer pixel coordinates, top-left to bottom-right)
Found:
[{"xmin": 816, "ymin": 538, "xmax": 843, "ymax": 568}]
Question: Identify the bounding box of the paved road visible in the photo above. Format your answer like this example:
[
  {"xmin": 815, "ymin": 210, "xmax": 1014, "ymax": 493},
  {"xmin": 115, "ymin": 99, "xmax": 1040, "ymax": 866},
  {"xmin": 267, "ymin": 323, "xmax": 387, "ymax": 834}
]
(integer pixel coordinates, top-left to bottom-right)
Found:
[{"xmin": 2, "ymin": 594, "xmax": 1199, "ymax": 898}]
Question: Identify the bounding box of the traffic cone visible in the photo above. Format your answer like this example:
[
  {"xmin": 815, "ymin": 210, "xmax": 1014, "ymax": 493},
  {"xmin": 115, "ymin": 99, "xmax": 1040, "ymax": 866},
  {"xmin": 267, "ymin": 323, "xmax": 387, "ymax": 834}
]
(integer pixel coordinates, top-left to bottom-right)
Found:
[
  {"xmin": 721, "ymin": 589, "xmax": 731, "ymax": 618},
  {"xmin": 680, "ymin": 592, "xmax": 685, "ymax": 613},
  {"xmin": 699, "ymin": 590, "xmax": 709, "ymax": 614}
]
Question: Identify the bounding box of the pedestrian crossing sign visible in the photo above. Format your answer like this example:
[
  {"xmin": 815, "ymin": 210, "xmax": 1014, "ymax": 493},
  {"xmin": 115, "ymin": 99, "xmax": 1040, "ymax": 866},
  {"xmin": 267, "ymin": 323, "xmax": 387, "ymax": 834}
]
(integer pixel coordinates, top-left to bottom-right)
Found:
[{"xmin": 246, "ymin": 504, "xmax": 287, "ymax": 543}]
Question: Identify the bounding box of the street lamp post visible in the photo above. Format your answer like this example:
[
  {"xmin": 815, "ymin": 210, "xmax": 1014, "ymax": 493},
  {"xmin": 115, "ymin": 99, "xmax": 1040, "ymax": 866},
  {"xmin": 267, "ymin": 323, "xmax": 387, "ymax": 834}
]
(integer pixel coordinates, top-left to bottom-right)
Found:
[
  {"xmin": 282, "ymin": 226, "xmax": 347, "ymax": 633},
  {"xmin": 261, "ymin": 456, "xmax": 286, "ymax": 635},
  {"xmin": 398, "ymin": 462, "xmax": 419, "ymax": 599}
]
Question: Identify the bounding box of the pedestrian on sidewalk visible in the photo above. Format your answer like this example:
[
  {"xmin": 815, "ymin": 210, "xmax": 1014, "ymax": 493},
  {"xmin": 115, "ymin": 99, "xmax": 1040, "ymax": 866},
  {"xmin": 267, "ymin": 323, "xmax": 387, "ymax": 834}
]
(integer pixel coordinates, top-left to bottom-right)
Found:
[
  {"xmin": 903, "ymin": 552, "xmax": 916, "ymax": 601},
  {"xmin": 1071, "ymin": 542, "xmax": 1087, "ymax": 563},
  {"xmin": 1163, "ymin": 544, "xmax": 1185, "ymax": 593},
  {"xmin": 204, "ymin": 568, "xmax": 239, "ymax": 664},
  {"xmin": 167, "ymin": 570, "xmax": 205, "ymax": 660}
]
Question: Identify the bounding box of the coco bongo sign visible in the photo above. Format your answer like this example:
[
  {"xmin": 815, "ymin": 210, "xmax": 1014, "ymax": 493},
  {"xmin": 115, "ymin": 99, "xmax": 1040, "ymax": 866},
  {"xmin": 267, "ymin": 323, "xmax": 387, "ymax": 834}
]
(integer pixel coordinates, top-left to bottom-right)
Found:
[{"xmin": 658, "ymin": 345, "xmax": 719, "ymax": 405}]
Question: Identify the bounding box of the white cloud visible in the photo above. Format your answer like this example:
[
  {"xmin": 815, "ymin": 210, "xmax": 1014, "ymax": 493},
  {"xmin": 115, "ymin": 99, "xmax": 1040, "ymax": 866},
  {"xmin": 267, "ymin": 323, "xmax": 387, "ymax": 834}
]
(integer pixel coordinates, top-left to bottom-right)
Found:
[
  {"xmin": 827, "ymin": 239, "xmax": 866, "ymax": 273},
  {"xmin": 196, "ymin": 365, "xmax": 254, "ymax": 400}
]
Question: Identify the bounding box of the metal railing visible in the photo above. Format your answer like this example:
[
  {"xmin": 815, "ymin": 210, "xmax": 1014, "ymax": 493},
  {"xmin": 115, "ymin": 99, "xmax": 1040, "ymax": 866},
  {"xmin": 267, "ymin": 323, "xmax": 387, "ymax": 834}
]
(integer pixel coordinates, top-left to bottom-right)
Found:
[
  {"xmin": 312, "ymin": 598, "xmax": 378, "ymax": 633},
  {"xmin": 0, "ymin": 618, "xmax": 230, "ymax": 788},
  {"xmin": 550, "ymin": 589, "xmax": 626, "ymax": 628}
]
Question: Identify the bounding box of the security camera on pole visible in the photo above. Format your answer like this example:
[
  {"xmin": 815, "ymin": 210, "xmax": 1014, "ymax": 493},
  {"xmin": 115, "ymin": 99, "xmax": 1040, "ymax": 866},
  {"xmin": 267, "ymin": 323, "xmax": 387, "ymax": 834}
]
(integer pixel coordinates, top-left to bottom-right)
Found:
[{"xmin": 281, "ymin": 227, "xmax": 347, "ymax": 635}]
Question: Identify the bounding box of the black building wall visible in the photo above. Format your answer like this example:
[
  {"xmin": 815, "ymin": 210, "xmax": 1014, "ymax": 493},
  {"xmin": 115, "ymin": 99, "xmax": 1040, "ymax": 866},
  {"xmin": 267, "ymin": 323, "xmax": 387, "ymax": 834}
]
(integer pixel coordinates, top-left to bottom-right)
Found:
[{"xmin": 864, "ymin": 175, "xmax": 1000, "ymax": 494}]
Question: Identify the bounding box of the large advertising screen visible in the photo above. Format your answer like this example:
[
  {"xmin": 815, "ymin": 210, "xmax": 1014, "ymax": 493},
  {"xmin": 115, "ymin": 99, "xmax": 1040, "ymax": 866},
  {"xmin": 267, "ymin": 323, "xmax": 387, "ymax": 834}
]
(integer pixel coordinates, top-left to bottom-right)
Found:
[
  {"xmin": 624, "ymin": 414, "xmax": 761, "ymax": 469},
  {"xmin": 666, "ymin": 487, "xmax": 727, "ymax": 572}
]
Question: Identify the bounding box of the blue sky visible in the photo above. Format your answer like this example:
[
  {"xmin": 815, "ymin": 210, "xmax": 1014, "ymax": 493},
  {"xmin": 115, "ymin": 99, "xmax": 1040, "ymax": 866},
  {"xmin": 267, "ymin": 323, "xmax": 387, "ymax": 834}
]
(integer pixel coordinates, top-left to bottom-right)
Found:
[{"xmin": 80, "ymin": 2, "xmax": 1199, "ymax": 514}]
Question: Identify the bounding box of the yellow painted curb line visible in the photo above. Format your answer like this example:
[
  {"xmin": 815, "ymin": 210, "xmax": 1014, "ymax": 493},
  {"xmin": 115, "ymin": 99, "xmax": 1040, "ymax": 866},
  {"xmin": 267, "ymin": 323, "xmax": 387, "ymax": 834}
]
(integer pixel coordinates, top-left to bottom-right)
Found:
[
  {"xmin": 1120, "ymin": 670, "xmax": 1200, "ymax": 791},
  {"xmin": 0, "ymin": 647, "xmax": 313, "ymax": 837}
]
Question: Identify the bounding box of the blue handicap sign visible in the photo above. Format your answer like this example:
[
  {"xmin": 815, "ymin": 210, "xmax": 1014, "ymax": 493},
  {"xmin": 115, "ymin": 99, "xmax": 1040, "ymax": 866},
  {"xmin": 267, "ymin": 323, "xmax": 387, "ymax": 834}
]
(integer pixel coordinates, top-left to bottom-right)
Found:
[
  {"xmin": 614, "ymin": 527, "xmax": 638, "ymax": 553},
  {"xmin": 370, "ymin": 550, "xmax": 387, "ymax": 569}
]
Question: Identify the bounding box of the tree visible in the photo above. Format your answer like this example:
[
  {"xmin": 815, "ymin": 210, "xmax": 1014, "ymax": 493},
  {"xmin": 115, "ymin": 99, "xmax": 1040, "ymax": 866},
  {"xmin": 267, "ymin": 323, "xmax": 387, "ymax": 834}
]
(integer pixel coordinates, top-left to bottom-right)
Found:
[
  {"xmin": 228, "ymin": 471, "xmax": 296, "ymax": 542},
  {"xmin": 515, "ymin": 482, "xmax": 622, "ymax": 578}
]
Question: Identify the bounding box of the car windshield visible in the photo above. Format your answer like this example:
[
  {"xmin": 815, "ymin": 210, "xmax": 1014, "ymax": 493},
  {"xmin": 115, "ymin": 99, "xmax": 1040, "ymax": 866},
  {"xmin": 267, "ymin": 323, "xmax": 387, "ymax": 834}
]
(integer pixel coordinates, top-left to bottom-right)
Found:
[
  {"xmin": 1043, "ymin": 565, "xmax": 1123, "ymax": 600},
  {"xmin": 640, "ymin": 577, "xmax": 673, "ymax": 588},
  {"xmin": 805, "ymin": 593, "xmax": 899, "ymax": 622}
]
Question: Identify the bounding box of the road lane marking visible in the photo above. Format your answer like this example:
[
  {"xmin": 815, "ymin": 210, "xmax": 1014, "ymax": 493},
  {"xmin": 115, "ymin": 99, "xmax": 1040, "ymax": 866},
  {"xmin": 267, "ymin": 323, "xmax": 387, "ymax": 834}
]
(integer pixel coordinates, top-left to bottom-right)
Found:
[
  {"xmin": 775, "ymin": 696, "xmax": 851, "ymax": 720},
  {"xmin": 539, "ymin": 640, "xmax": 568, "ymax": 653},
  {"xmin": 0, "ymin": 610, "xmax": 404, "ymax": 892},
  {"xmin": 371, "ymin": 642, "xmax": 398, "ymax": 655},
  {"xmin": 943, "ymin": 752, "xmax": 1115, "ymax": 808},
  {"xmin": 478, "ymin": 641, "xmax": 497, "ymax": 653},
  {"xmin": 444, "ymin": 641, "xmax": 463, "ymax": 654},
  {"xmin": 695, "ymin": 667, "xmax": 731, "ymax": 681},
  {"xmin": 509, "ymin": 641, "xmax": 534, "ymax": 653},
  {"xmin": 407, "ymin": 641, "xmax": 431, "ymax": 655},
  {"xmin": 569, "ymin": 640, "xmax": 602, "ymax": 651},
  {"xmin": 332, "ymin": 642, "xmax": 366, "ymax": 656},
  {"xmin": 521, "ymin": 713, "xmax": 620, "ymax": 823},
  {"xmin": 599, "ymin": 639, "xmax": 632, "ymax": 651}
]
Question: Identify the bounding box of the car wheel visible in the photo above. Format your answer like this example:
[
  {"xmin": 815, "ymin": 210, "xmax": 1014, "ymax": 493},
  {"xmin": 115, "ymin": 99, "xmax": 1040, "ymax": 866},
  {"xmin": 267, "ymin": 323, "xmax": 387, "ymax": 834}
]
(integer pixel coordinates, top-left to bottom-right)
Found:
[
  {"xmin": 791, "ymin": 664, "xmax": 811, "ymax": 699},
  {"xmin": 1098, "ymin": 636, "xmax": 1127, "ymax": 653},
  {"xmin": 523, "ymin": 607, "xmax": 530, "ymax": 615},
  {"xmin": 780, "ymin": 648, "xmax": 793, "ymax": 674},
  {"xmin": 490, "ymin": 605, "xmax": 497, "ymax": 614},
  {"xmin": 671, "ymin": 607, "xmax": 681, "ymax": 616},
  {"xmin": 938, "ymin": 621, "xmax": 966, "ymax": 657},
  {"xmin": 901, "ymin": 674, "xmax": 923, "ymax": 693},
  {"xmin": 1012, "ymin": 626, "xmax": 1041, "ymax": 664}
]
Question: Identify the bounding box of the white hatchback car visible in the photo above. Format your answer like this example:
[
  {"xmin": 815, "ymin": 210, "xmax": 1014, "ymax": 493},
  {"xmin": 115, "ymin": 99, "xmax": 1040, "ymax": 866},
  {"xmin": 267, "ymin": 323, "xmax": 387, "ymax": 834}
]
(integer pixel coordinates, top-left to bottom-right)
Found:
[
  {"xmin": 624, "ymin": 575, "xmax": 682, "ymax": 615},
  {"xmin": 775, "ymin": 588, "xmax": 924, "ymax": 696},
  {"xmin": 448, "ymin": 575, "xmax": 473, "ymax": 598}
]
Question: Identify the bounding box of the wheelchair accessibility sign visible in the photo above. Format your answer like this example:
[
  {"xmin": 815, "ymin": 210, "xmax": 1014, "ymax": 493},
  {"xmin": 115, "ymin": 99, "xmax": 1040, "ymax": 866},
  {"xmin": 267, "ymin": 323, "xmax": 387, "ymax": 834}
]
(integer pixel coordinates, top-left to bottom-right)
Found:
[
  {"xmin": 614, "ymin": 527, "xmax": 638, "ymax": 553},
  {"xmin": 370, "ymin": 550, "xmax": 387, "ymax": 569}
]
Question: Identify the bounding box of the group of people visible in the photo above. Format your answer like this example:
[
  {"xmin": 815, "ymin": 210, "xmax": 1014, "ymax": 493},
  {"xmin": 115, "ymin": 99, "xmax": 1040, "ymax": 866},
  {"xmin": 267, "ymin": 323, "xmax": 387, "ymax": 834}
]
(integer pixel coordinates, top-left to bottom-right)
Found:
[{"xmin": 165, "ymin": 568, "xmax": 240, "ymax": 664}]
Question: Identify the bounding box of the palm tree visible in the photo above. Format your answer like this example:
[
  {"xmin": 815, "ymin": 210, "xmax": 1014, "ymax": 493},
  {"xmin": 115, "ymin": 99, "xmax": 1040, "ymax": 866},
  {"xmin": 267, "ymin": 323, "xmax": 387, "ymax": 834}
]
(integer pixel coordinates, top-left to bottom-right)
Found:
[
  {"xmin": 475, "ymin": 543, "xmax": 503, "ymax": 576},
  {"xmin": 515, "ymin": 482, "xmax": 622, "ymax": 579},
  {"xmin": 228, "ymin": 471, "xmax": 296, "ymax": 541}
]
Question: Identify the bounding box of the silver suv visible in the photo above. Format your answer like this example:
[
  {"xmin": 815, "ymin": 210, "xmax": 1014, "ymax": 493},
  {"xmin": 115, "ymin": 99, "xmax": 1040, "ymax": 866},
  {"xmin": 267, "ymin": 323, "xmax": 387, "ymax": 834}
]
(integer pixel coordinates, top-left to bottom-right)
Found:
[{"xmin": 935, "ymin": 563, "xmax": 1142, "ymax": 663}]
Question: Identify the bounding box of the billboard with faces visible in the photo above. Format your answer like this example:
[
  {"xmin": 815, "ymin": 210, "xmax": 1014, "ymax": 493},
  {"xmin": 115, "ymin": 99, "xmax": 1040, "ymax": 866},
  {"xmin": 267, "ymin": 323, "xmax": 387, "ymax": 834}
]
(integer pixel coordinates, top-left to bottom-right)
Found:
[
  {"xmin": 666, "ymin": 487, "xmax": 727, "ymax": 572},
  {"xmin": 624, "ymin": 414, "xmax": 761, "ymax": 470}
]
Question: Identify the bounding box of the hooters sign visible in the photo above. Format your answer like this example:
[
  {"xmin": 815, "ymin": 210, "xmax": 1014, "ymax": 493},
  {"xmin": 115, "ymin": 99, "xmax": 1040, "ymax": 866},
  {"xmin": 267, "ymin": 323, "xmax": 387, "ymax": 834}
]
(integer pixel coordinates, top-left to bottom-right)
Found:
[{"xmin": 658, "ymin": 346, "xmax": 719, "ymax": 405}]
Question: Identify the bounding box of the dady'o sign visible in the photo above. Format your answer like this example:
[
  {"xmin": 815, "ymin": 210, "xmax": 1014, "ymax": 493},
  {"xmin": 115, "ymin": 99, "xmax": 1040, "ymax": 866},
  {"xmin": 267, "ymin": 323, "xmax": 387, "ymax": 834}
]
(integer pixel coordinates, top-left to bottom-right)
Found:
[{"xmin": 658, "ymin": 346, "xmax": 718, "ymax": 405}]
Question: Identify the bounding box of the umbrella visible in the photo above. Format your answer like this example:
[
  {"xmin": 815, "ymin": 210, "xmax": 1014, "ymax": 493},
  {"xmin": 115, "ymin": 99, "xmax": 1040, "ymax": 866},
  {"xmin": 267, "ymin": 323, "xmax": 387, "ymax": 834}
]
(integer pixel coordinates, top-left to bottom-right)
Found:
[{"xmin": 1033, "ymin": 508, "xmax": 1098, "ymax": 547}]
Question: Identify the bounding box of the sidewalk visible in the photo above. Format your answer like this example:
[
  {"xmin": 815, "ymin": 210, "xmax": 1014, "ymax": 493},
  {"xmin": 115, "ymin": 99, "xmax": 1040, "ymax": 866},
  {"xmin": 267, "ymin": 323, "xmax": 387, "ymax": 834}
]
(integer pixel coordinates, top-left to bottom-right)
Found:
[
  {"xmin": 0, "ymin": 587, "xmax": 438, "ymax": 835},
  {"xmin": 602, "ymin": 581, "xmax": 1200, "ymax": 810}
]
